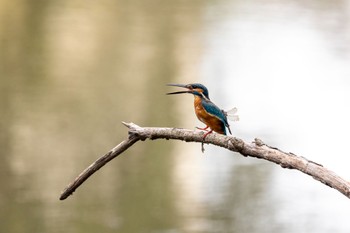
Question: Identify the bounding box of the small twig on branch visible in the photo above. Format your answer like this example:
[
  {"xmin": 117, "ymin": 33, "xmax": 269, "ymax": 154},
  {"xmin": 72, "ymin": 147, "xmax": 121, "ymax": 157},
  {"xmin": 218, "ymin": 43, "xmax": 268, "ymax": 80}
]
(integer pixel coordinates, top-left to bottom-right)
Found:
[{"xmin": 59, "ymin": 122, "xmax": 350, "ymax": 200}]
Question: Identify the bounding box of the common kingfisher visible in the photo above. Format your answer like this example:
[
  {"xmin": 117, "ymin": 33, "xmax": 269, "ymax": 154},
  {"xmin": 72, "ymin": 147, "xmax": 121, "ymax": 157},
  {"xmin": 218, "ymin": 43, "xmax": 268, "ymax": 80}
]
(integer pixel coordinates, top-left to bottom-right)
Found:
[{"xmin": 167, "ymin": 83, "xmax": 232, "ymax": 139}]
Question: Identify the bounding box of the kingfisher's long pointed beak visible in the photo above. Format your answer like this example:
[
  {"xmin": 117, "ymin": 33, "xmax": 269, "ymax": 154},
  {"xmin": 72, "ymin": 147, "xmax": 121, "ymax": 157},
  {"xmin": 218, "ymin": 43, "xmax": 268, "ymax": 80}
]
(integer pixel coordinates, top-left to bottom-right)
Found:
[
  {"xmin": 166, "ymin": 83, "xmax": 193, "ymax": 95},
  {"xmin": 167, "ymin": 83, "xmax": 187, "ymax": 88}
]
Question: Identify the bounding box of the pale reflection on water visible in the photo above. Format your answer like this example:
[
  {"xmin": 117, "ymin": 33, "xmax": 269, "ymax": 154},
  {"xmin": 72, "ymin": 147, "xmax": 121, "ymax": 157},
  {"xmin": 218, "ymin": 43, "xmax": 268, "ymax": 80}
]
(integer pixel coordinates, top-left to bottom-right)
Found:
[
  {"xmin": 202, "ymin": 1, "xmax": 350, "ymax": 232},
  {"xmin": 1, "ymin": 0, "xmax": 350, "ymax": 233}
]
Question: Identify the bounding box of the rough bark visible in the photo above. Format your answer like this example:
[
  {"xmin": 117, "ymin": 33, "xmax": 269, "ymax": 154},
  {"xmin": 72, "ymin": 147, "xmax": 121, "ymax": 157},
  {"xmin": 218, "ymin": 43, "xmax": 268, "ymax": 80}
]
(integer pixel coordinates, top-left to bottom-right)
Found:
[{"xmin": 59, "ymin": 122, "xmax": 350, "ymax": 200}]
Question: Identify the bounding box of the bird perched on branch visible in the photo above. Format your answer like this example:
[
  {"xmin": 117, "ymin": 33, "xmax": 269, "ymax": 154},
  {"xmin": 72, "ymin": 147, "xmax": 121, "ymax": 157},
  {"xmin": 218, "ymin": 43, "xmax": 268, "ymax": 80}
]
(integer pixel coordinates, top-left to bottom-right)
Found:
[{"xmin": 167, "ymin": 83, "xmax": 238, "ymax": 139}]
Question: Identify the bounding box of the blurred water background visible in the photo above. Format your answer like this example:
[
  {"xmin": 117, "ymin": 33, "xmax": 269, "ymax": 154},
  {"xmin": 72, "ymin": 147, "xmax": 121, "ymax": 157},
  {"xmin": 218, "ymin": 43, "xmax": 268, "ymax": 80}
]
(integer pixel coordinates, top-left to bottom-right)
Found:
[{"xmin": 1, "ymin": 0, "xmax": 350, "ymax": 232}]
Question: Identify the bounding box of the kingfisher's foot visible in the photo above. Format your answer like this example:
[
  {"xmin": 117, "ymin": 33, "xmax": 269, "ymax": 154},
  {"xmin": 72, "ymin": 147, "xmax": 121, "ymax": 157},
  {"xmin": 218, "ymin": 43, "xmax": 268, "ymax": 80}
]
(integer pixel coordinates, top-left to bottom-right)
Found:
[
  {"xmin": 196, "ymin": 126, "xmax": 209, "ymax": 131},
  {"xmin": 202, "ymin": 130, "xmax": 213, "ymax": 140}
]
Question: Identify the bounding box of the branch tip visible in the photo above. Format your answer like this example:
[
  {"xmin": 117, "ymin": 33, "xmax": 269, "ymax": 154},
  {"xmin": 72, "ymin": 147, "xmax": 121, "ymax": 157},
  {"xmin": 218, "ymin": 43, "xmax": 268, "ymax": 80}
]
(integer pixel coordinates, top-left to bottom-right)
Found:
[{"xmin": 122, "ymin": 121, "xmax": 132, "ymax": 128}]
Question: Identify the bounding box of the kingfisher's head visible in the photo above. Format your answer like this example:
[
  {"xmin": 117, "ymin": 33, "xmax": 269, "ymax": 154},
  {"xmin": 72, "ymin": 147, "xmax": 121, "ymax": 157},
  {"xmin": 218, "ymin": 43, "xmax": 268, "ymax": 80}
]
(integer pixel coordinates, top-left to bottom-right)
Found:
[{"xmin": 166, "ymin": 83, "xmax": 209, "ymax": 99}]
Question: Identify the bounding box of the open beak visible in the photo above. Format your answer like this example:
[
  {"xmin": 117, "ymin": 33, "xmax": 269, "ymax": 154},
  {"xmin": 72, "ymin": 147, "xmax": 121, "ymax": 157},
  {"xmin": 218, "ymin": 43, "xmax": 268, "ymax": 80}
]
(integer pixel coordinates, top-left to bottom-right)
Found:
[{"xmin": 166, "ymin": 83, "xmax": 193, "ymax": 95}]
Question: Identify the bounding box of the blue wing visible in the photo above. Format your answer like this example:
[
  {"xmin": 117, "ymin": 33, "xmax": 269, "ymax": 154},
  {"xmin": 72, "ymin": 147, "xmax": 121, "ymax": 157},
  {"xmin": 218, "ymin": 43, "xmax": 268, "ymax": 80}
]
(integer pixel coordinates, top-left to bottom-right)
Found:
[{"xmin": 202, "ymin": 99, "xmax": 232, "ymax": 134}]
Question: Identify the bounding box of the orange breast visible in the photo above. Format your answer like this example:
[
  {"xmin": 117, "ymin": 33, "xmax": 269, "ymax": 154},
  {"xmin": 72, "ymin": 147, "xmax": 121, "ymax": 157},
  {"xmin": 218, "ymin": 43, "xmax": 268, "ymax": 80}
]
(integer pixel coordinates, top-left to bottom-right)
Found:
[{"xmin": 194, "ymin": 96, "xmax": 225, "ymax": 134}]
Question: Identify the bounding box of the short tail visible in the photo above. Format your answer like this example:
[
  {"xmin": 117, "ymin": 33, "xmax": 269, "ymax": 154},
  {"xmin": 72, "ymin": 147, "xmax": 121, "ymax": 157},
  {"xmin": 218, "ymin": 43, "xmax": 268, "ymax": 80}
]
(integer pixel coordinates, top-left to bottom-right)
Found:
[{"xmin": 227, "ymin": 126, "xmax": 232, "ymax": 135}]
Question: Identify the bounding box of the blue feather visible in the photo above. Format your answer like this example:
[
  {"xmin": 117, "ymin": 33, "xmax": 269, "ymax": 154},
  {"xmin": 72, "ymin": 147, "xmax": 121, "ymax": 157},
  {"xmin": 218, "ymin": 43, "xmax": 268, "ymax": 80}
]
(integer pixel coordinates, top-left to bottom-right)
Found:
[{"xmin": 201, "ymin": 98, "xmax": 231, "ymax": 135}]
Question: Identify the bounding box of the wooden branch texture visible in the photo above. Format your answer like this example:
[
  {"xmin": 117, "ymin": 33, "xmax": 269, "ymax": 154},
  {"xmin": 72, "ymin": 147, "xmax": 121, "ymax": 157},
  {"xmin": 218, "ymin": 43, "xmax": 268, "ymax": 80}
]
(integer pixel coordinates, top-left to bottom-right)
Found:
[{"xmin": 59, "ymin": 122, "xmax": 350, "ymax": 200}]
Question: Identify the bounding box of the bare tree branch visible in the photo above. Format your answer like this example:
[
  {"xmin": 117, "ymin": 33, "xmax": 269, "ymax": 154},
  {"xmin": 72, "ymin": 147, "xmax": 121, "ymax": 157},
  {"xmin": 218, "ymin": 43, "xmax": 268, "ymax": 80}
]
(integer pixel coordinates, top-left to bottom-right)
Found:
[{"xmin": 59, "ymin": 122, "xmax": 350, "ymax": 200}]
